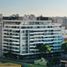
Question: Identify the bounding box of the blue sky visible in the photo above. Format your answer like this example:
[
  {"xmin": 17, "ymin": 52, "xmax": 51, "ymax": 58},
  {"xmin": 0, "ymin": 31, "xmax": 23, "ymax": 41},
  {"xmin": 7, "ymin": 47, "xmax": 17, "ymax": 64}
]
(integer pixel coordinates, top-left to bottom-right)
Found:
[{"xmin": 0, "ymin": 0, "xmax": 67, "ymax": 16}]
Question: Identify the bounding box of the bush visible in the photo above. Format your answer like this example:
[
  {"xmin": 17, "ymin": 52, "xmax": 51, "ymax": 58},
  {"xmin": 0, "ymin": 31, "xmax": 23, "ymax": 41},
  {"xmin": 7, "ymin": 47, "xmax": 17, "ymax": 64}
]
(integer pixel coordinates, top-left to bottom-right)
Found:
[{"xmin": 34, "ymin": 58, "xmax": 47, "ymax": 66}]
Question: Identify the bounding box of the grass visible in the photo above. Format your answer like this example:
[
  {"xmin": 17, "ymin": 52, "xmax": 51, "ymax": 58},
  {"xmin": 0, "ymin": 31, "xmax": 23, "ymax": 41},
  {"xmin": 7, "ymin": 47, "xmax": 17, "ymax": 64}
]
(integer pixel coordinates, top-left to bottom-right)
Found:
[{"xmin": 0, "ymin": 58, "xmax": 46, "ymax": 67}]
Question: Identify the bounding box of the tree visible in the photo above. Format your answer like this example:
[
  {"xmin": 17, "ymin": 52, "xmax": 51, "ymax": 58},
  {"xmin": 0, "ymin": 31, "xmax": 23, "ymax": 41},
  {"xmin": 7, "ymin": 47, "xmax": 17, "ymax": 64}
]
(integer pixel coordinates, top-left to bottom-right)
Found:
[
  {"xmin": 36, "ymin": 43, "xmax": 52, "ymax": 60},
  {"xmin": 36, "ymin": 44, "xmax": 60, "ymax": 66},
  {"xmin": 36, "ymin": 44, "xmax": 52, "ymax": 54},
  {"xmin": 61, "ymin": 43, "xmax": 67, "ymax": 53}
]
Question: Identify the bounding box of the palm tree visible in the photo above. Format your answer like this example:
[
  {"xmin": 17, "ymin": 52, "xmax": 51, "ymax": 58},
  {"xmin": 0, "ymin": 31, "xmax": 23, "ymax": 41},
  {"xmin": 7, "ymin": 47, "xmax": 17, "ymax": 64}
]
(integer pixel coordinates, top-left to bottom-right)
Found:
[
  {"xmin": 36, "ymin": 44, "xmax": 52, "ymax": 53},
  {"xmin": 36, "ymin": 44, "xmax": 53, "ymax": 66},
  {"xmin": 36, "ymin": 44, "xmax": 61, "ymax": 66},
  {"xmin": 36, "ymin": 43, "xmax": 52, "ymax": 58}
]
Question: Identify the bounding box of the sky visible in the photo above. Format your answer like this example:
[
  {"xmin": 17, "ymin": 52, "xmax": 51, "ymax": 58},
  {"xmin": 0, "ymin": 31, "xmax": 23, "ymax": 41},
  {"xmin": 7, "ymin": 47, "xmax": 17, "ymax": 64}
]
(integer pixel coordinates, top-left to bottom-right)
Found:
[{"xmin": 0, "ymin": 0, "xmax": 67, "ymax": 17}]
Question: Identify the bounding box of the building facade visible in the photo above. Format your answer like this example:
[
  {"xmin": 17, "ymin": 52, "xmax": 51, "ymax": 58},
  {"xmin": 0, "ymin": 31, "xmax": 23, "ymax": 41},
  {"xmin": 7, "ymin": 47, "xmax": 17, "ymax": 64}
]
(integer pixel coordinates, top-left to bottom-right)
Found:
[
  {"xmin": 63, "ymin": 29, "xmax": 67, "ymax": 43},
  {"xmin": 2, "ymin": 15, "xmax": 63, "ymax": 56},
  {"xmin": 52, "ymin": 17, "xmax": 67, "ymax": 29},
  {"xmin": 0, "ymin": 14, "xmax": 3, "ymax": 57}
]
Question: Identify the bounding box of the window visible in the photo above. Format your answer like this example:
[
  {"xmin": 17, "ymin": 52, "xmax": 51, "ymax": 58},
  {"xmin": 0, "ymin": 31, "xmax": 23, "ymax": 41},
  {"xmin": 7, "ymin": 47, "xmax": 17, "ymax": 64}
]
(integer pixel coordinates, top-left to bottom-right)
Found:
[
  {"xmin": 21, "ymin": 26, "xmax": 26, "ymax": 29},
  {"xmin": 35, "ymin": 22, "xmax": 39, "ymax": 24},
  {"xmin": 12, "ymin": 26, "xmax": 19, "ymax": 28},
  {"xmin": 48, "ymin": 26, "xmax": 52, "ymax": 28}
]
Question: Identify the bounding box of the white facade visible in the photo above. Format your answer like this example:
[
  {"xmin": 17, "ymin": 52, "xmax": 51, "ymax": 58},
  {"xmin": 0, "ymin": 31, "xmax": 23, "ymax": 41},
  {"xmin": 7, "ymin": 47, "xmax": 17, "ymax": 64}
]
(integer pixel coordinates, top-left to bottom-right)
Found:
[
  {"xmin": 2, "ymin": 16, "xmax": 63, "ymax": 56},
  {"xmin": 0, "ymin": 14, "xmax": 3, "ymax": 57}
]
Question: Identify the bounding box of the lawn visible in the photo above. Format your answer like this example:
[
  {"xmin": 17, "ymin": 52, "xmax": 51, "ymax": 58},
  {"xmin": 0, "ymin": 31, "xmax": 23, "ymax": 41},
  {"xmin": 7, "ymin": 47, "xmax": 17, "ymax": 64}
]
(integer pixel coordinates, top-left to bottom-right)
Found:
[{"xmin": 0, "ymin": 58, "xmax": 46, "ymax": 67}]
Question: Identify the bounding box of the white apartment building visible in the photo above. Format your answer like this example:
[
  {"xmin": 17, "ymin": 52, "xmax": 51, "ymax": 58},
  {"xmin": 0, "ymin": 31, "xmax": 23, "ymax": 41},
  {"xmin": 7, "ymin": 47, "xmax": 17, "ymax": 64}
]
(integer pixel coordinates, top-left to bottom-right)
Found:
[
  {"xmin": 0, "ymin": 14, "xmax": 3, "ymax": 57},
  {"xmin": 2, "ymin": 15, "xmax": 63, "ymax": 56}
]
